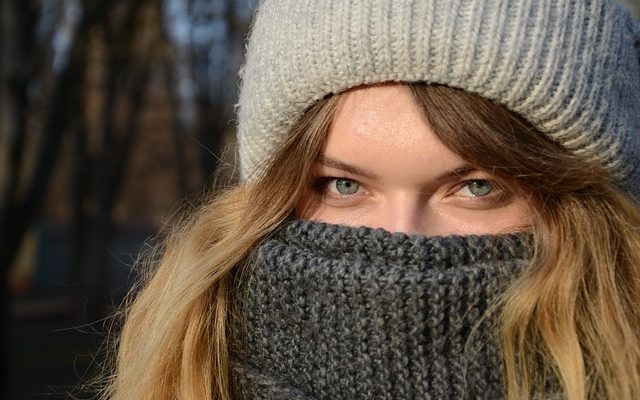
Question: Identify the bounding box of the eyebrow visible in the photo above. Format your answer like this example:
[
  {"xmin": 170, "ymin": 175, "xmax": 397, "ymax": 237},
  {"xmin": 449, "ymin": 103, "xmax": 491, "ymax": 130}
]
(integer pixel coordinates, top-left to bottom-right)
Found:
[
  {"xmin": 317, "ymin": 156, "xmax": 380, "ymax": 179},
  {"xmin": 317, "ymin": 156, "xmax": 479, "ymax": 182},
  {"xmin": 435, "ymin": 165, "xmax": 477, "ymax": 182}
]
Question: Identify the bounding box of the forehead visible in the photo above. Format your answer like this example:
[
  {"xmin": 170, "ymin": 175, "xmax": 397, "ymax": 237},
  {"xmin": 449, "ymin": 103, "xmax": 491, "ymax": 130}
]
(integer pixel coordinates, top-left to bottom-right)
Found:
[
  {"xmin": 332, "ymin": 85, "xmax": 427, "ymax": 149},
  {"xmin": 322, "ymin": 84, "xmax": 467, "ymax": 186}
]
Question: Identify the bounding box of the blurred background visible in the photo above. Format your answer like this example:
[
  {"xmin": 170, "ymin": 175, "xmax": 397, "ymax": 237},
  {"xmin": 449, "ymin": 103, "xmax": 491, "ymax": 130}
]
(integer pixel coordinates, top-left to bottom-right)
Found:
[
  {"xmin": 1, "ymin": 0, "xmax": 255, "ymax": 398},
  {"xmin": 1, "ymin": 0, "xmax": 639, "ymax": 399}
]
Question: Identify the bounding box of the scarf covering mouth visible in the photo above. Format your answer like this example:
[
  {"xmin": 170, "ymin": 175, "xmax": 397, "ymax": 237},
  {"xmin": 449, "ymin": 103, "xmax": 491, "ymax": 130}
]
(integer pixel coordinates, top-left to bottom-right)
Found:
[{"xmin": 230, "ymin": 220, "xmax": 531, "ymax": 399}]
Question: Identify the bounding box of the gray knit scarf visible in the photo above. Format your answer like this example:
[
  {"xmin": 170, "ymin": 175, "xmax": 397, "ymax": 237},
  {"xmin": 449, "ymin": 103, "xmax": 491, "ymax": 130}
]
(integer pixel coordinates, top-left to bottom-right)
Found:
[{"xmin": 231, "ymin": 220, "xmax": 531, "ymax": 399}]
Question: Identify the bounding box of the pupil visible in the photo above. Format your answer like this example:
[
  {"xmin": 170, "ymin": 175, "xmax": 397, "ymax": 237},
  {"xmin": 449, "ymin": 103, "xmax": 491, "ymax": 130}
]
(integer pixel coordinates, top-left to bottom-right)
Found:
[{"xmin": 469, "ymin": 180, "xmax": 492, "ymax": 196}]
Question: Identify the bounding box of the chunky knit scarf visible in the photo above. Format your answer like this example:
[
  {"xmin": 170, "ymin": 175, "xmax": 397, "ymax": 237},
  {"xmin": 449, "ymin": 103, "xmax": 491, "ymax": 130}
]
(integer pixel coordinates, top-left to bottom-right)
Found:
[{"xmin": 231, "ymin": 220, "xmax": 531, "ymax": 399}]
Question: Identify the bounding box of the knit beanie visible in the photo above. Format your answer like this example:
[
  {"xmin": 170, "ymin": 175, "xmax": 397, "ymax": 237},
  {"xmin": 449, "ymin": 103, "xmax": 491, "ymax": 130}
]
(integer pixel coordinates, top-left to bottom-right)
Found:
[
  {"xmin": 236, "ymin": 0, "xmax": 640, "ymax": 198},
  {"xmin": 230, "ymin": 220, "xmax": 532, "ymax": 399}
]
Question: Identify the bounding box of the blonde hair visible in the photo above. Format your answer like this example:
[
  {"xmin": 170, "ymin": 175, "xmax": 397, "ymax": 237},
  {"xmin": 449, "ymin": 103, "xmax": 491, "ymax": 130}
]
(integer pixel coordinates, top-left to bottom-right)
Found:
[{"xmin": 103, "ymin": 84, "xmax": 640, "ymax": 399}]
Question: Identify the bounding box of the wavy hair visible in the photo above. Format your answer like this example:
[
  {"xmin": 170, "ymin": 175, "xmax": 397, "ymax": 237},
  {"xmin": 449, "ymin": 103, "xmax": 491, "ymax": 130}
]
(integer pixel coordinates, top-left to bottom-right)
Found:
[{"xmin": 102, "ymin": 84, "xmax": 640, "ymax": 400}]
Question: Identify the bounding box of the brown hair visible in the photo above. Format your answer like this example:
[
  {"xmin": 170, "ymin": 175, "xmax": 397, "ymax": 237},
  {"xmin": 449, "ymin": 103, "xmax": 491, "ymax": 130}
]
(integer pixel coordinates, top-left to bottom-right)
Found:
[
  {"xmin": 104, "ymin": 84, "xmax": 640, "ymax": 399},
  {"xmin": 411, "ymin": 83, "xmax": 640, "ymax": 399}
]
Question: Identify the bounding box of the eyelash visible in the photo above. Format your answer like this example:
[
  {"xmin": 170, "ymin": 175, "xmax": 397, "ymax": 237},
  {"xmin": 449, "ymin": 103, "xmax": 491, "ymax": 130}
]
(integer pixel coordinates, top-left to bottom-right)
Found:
[
  {"xmin": 311, "ymin": 177, "xmax": 361, "ymax": 195},
  {"xmin": 455, "ymin": 179, "xmax": 500, "ymax": 195},
  {"xmin": 311, "ymin": 176, "xmax": 509, "ymax": 205}
]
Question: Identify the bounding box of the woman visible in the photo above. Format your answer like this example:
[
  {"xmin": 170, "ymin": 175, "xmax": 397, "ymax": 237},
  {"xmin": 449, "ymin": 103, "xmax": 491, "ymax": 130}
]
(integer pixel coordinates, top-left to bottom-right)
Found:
[{"xmin": 105, "ymin": 0, "xmax": 640, "ymax": 399}]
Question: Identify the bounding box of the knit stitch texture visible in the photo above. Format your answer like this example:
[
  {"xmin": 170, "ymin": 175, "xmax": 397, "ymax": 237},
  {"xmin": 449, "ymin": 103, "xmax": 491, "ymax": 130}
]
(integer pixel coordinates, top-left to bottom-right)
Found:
[
  {"xmin": 237, "ymin": 0, "xmax": 640, "ymax": 198},
  {"xmin": 230, "ymin": 220, "xmax": 531, "ymax": 399}
]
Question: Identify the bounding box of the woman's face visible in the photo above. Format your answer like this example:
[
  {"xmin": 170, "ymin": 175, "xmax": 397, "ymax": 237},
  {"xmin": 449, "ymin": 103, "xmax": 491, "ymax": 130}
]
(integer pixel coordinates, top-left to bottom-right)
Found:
[{"xmin": 297, "ymin": 84, "xmax": 532, "ymax": 236}]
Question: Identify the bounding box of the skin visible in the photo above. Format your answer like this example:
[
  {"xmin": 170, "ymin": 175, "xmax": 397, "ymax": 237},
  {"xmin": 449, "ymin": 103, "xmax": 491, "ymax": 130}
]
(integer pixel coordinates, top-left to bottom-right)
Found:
[{"xmin": 297, "ymin": 84, "xmax": 532, "ymax": 236}]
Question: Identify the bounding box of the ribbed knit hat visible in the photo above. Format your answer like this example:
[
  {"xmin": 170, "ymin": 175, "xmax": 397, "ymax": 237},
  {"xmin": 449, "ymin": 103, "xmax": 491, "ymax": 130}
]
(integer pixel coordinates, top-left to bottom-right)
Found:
[{"xmin": 236, "ymin": 0, "xmax": 640, "ymax": 198}]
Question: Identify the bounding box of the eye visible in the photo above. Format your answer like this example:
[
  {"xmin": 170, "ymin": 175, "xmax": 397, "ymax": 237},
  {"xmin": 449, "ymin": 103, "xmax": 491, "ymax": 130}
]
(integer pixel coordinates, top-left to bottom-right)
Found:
[
  {"xmin": 331, "ymin": 178, "xmax": 360, "ymax": 195},
  {"xmin": 448, "ymin": 178, "xmax": 510, "ymax": 209},
  {"xmin": 465, "ymin": 180, "xmax": 493, "ymax": 197}
]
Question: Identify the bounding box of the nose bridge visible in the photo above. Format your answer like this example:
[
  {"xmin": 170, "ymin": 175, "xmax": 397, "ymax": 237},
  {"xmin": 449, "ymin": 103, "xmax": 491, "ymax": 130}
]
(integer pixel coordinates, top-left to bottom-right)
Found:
[{"xmin": 381, "ymin": 193, "xmax": 425, "ymax": 235}]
